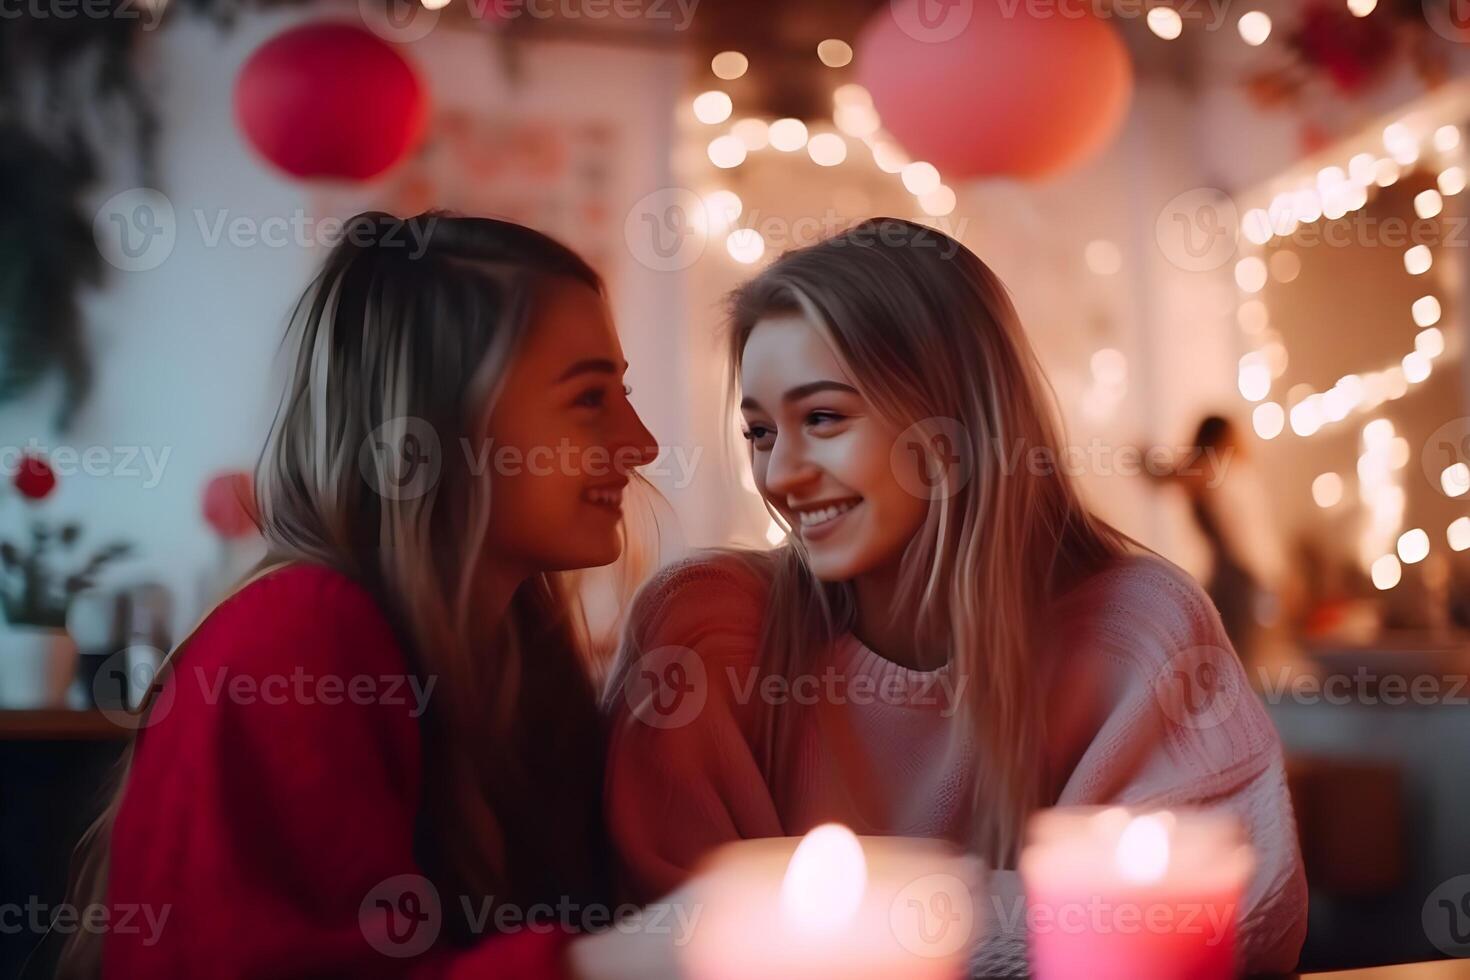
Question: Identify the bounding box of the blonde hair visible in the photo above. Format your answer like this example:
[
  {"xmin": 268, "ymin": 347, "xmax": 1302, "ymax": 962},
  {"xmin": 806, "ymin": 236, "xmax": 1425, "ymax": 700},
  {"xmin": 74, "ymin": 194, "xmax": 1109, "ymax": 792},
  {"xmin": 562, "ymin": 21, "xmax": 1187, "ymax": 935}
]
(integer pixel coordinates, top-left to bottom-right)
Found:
[
  {"xmin": 724, "ymin": 218, "xmax": 1132, "ymax": 867},
  {"xmin": 56, "ymin": 212, "xmax": 638, "ymax": 975}
]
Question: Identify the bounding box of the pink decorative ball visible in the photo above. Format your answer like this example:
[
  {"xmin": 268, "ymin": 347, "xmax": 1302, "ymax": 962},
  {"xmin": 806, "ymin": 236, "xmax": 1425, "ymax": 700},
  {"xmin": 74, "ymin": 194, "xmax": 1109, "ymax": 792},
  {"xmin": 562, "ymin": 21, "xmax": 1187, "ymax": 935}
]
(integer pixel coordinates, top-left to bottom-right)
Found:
[{"xmin": 856, "ymin": 0, "xmax": 1134, "ymax": 180}]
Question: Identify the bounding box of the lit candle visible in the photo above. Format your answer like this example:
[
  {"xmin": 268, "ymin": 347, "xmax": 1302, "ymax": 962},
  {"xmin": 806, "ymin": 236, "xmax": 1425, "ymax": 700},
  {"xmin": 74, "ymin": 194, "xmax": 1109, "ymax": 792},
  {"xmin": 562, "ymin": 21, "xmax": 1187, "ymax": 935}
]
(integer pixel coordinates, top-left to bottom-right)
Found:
[
  {"xmin": 684, "ymin": 823, "xmax": 981, "ymax": 980},
  {"xmin": 1019, "ymin": 807, "xmax": 1254, "ymax": 980}
]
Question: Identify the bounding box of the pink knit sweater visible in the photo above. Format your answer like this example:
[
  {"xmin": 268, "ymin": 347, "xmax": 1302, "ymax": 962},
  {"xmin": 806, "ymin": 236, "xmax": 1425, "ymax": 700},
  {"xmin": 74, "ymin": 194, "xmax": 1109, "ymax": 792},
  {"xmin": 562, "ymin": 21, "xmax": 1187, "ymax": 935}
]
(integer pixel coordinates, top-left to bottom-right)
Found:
[{"xmin": 605, "ymin": 551, "xmax": 1308, "ymax": 975}]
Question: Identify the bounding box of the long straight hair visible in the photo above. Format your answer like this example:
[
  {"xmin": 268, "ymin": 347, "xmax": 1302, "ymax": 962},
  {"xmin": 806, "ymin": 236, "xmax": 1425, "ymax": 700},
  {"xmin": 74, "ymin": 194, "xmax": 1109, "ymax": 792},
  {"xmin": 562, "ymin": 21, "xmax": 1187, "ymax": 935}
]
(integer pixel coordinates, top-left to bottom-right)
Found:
[
  {"xmin": 56, "ymin": 211, "xmax": 631, "ymax": 975},
  {"xmin": 724, "ymin": 218, "xmax": 1133, "ymax": 867}
]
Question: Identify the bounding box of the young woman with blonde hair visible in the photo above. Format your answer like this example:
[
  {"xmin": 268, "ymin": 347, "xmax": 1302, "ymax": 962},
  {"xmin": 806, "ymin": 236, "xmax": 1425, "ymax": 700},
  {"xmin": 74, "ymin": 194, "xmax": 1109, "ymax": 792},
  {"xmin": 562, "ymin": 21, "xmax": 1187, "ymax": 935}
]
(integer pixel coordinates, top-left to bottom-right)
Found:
[
  {"xmin": 57, "ymin": 212, "xmax": 687, "ymax": 979},
  {"xmin": 605, "ymin": 218, "xmax": 1307, "ymax": 974}
]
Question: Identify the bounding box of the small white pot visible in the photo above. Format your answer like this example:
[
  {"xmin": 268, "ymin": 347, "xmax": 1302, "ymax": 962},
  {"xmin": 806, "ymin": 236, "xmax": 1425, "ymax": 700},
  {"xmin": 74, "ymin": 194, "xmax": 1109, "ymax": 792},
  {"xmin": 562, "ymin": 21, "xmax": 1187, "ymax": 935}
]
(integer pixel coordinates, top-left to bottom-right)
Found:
[{"xmin": 0, "ymin": 623, "xmax": 78, "ymax": 709}]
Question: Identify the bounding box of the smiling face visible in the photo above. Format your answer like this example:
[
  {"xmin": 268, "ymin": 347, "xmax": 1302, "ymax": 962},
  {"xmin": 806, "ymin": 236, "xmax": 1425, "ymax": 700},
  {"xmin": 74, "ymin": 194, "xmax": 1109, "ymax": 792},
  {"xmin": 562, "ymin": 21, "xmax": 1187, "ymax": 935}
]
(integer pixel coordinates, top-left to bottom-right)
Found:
[
  {"xmin": 484, "ymin": 279, "xmax": 658, "ymax": 573},
  {"xmin": 739, "ymin": 313, "xmax": 930, "ymax": 583}
]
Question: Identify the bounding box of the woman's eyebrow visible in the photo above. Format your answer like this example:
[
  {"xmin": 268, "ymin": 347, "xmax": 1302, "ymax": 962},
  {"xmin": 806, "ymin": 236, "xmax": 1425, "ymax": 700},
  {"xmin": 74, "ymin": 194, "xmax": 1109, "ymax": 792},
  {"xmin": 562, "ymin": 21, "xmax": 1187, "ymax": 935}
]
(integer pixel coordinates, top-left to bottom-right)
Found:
[
  {"xmin": 741, "ymin": 380, "xmax": 859, "ymax": 413},
  {"xmin": 555, "ymin": 358, "xmax": 625, "ymax": 383}
]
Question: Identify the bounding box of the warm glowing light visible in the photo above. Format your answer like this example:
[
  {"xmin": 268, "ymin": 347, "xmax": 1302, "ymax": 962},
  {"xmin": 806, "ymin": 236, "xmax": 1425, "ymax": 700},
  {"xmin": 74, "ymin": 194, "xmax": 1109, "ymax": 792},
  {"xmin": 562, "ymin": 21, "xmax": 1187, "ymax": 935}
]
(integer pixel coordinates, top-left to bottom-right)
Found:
[
  {"xmin": 1403, "ymin": 350, "xmax": 1432, "ymax": 384},
  {"xmin": 1398, "ymin": 528, "xmax": 1430, "ymax": 564},
  {"xmin": 732, "ymin": 117, "xmax": 770, "ymax": 151},
  {"xmin": 1115, "ymin": 815, "xmax": 1171, "ymax": 884},
  {"xmin": 1415, "ymin": 189, "xmax": 1444, "ymax": 219},
  {"xmin": 1238, "ymin": 10, "xmax": 1271, "ymax": 44},
  {"xmin": 768, "ymin": 118, "xmax": 809, "ymax": 152},
  {"xmin": 920, "ymin": 185, "xmax": 957, "ymax": 217},
  {"xmin": 1442, "ymin": 463, "xmax": 1470, "ymax": 497},
  {"xmin": 1269, "ymin": 250, "xmax": 1301, "ymax": 283},
  {"xmin": 1147, "ymin": 6, "xmax": 1183, "ymax": 37},
  {"xmin": 817, "ymin": 38, "xmax": 853, "ymax": 67},
  {"xmin": 1235, "ymin": 256, "xmax": 1268, "ymax": 293},
  {"xmin": 421, "ymin": 0, "xmax": 452, "ymax": 10},
  {"xmin": 711, "ymin": 51, "xmax": 748, "ymax": 80},
  {"xmin": 1371, "ymin": 554, "xmax": 1402, "ymax": 590},
  {"xmin": 1404, "ymin": 244, "xmax": 1432, "ymax": 275},
  {"xmin": 765, "ymin": 518, "xmax": 788, "ymax": 545},
  {"xmin": 1375, "ymin": 159, "xmax": 1401, "ymax": 187},
  {"xmin": 807, "ymin": 132, "xmax": 848, "ymax": 167},
  {"xmin": 1435, "ymin": 125, "xmax": 1461, "ymax": 152},
  {"xmin": 1312, "ymin": 472, "xmax": 1344, "ymax": 508},
  {"xmin": 725, "ymin": 228, "xmax": 765, "ymax": 264},
  {"xmin": 780, "ymin": 824, "xmax": 867, "ymax": 933},
  {"xmin": 1085, "ymin": 240, "xmax": 1122, "ymax": 275},
  {"xmin": 833, "ymin": 83, "xmax": 872, "ymax": 107},
  {"xmin": 1253, "ymin": 401, "xmax": 1285, "ymax": 439},
  {"xmin": 693, "ymin": 91, "xmax": 733, "ymax": 125},
  {"xmin": 1290, "ymin": 396, "xmax": 1323, "ymax": 437},
  {"xmin": 704, "ymin": 190, "xmax": 743, "ymax": 232},
  {"xmin": 834, "ymin": 103, "xmax": 881, "ymax": 138},
  {"xmin": 1449, "ymin": 517, "xmax": 1470, "ymax": 551},
  {"xmin": 1440, "ymin": 166, "xmax": 1467, "ymax": 196},
  {"xmin": 901, "ymin": 161, "xmax": 942, "ymax": 195},
  {"xmin": 1412, "ymin": 295, "xmax": 1441, "ymax": 327},
  {"xmin": 1242, "ymin": 209, "xmax": 1273, "ymax": 245},
  {"xmin": 1238, "ymin": 300, "xmax": 1268, "ymax": 334},
  {"xmin": 707, "ymin": 134, "xmax": 746, "ymax": 168},
  {"xmin": 1363, "ymin": 417, "xmax": 1395, "ymax": 445},
  {"xmin": 1417, "ymin": 327, "xmax": 1445, "ymax": 358},
  {"xmin": 1238, "ymin": 353, "xmax": 1271, "ymax": 402},
  {"xmin": 872, "ymin": 141, "xmax": 908, "ymax": 174}
]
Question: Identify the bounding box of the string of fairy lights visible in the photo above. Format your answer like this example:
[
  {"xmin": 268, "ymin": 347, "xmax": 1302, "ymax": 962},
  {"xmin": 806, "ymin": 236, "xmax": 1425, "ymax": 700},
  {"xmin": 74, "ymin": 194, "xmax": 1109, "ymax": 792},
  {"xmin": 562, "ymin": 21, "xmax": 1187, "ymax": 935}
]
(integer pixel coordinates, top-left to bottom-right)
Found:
[
  {"xmin": 1231, "ymin": 118, "xmax": 1470, "ymax": 591},
  {"xmin": 687, "ymin": 42, "xmax": 957, "ymax": 267}
]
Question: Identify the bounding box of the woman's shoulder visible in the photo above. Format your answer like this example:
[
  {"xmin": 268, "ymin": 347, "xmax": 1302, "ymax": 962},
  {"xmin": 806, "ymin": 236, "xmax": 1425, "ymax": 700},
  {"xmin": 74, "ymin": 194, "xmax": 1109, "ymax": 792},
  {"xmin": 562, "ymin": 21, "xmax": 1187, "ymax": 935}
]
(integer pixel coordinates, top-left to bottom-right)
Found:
[
  {"xmin": 629, "ymin": 549, "xmax": 773, "ymax": 632},
  {"xmin": 1049, "ymin": 551, "xmax": 1230, "ymax": 669},
  {"xmin": 190, "ymin": 561, "xmax": 406, "ymax": 677}
]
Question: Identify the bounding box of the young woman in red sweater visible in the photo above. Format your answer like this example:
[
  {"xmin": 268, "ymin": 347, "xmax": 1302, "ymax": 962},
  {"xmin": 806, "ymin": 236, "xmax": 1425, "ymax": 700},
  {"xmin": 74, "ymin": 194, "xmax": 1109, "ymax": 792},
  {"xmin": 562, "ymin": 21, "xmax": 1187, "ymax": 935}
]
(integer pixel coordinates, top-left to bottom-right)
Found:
[{"xmin": 59, "ymin": 212, "xmax": 686, "ymax": 979}]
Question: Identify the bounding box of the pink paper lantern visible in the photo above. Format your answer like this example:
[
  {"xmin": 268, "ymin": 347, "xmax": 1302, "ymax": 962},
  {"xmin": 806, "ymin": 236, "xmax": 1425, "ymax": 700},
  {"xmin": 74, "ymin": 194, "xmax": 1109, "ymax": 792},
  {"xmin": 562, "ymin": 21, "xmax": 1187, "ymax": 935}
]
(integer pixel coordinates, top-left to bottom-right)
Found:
[
  {"xmin": 856, "ymin": 0, "xmax": 1134, "ymax": 180},
  {"xmin": 235, "ymin": 21, "xmax": 428, "ymax": 182}
]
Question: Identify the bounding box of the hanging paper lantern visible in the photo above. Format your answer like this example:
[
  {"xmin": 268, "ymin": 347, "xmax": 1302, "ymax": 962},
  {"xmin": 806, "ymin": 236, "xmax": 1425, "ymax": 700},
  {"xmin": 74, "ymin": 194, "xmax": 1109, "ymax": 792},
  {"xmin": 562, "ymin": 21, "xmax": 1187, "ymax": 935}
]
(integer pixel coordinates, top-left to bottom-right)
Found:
[
  {"xmin": 234, "ymin": 21, "xmax": 428, "ymax": 181},
  {"xmin": 202, "ymin": 471, "xmax": 259, "ymax": 540},
  {"xmin": 856, "ymin": 0, "xmax": 1133, "ymax": 180}
]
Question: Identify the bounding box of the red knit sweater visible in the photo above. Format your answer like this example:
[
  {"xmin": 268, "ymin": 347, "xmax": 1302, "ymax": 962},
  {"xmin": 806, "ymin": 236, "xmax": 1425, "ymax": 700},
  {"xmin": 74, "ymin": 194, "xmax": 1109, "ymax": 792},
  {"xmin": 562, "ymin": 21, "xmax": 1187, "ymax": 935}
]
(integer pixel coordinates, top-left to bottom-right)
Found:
[{"xmin": 105, "ymin": 563, "xmax": 572, "ymax": 978}]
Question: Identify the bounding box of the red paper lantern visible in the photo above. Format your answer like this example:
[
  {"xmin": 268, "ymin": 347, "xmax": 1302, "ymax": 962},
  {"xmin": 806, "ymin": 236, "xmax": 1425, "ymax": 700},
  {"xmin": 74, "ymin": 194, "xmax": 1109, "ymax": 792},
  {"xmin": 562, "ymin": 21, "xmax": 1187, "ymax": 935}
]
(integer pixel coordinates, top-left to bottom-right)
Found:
[
  {"xmin": 203, "ymin": 471, "xmax": 260, "ymax": 540},
  {"xmin": 856, "ymin": 0, "xmax": 1133, "ymax": 180},
  {"xmin": 14, "ymin": 454, "xmax": 56, "ymax": 500},
  {"xmin": 234, "ymin": 21, "xmax": 428, "ymax": 181}
]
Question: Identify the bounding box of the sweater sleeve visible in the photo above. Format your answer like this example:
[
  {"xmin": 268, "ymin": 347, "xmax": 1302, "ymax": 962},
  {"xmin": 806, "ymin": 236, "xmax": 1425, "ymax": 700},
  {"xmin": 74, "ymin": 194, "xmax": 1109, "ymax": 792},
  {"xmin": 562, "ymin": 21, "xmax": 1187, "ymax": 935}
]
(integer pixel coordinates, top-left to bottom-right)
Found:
[
  {"xmin": 603, "ymin": 555, "xmax": 785, "ymax": 903},
  {"xmin": 1031, "ymin": 555, "xmax": 1309, "ymax": 977},
  {"xmin": 105, "ymin": 565, "xmax": 572, "ymax": 980}
]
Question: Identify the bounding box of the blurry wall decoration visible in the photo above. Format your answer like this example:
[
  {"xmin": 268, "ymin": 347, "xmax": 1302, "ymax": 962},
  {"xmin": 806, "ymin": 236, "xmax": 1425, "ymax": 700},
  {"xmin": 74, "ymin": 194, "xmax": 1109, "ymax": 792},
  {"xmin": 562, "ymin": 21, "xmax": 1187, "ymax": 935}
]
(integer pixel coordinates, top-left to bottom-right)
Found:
[
  {"xmin": 854, "ymin": 0, "xmax": 1133, "ymax": 179},
  {"xmin": 319, "ymin": 107, "xmax": 620, "ymax": 274},
  {"xmin": 0, "ymin": 127, "xmax": 100, "ymax": 430},
  {"xmin": 234, "ymin": 21, "xmax": 430, "ymax": 181}
]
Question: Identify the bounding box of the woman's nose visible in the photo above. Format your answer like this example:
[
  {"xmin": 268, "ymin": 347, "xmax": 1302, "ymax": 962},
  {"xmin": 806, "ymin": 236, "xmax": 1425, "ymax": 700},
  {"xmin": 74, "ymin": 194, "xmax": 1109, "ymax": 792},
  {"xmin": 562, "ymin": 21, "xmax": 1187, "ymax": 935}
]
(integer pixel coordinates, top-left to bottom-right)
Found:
[
  {"xmin": 762, "ymin": 433, "xmax": 818, "ymax": 497},
  {"xmin": 614, "ymin": 402, "xmax": 660, "ymax": 475}
]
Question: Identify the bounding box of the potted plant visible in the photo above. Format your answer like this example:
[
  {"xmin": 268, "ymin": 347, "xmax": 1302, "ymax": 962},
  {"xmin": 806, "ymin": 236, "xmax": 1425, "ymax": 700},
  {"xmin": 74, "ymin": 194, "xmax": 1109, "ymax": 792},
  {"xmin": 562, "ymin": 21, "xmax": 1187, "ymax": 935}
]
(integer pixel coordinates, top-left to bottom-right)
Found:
[{"xmin": 0, "ymin": 454, "xmax": 131, "ymax": 708}]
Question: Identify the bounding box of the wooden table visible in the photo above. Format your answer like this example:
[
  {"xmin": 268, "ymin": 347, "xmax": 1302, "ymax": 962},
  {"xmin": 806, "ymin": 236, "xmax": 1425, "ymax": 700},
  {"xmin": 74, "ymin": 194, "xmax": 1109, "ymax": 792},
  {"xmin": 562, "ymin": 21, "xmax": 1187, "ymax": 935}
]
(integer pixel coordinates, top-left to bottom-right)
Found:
[{"xmin": 1301, "ymin": 962, "xmax": 1470, "ymax": 978}]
